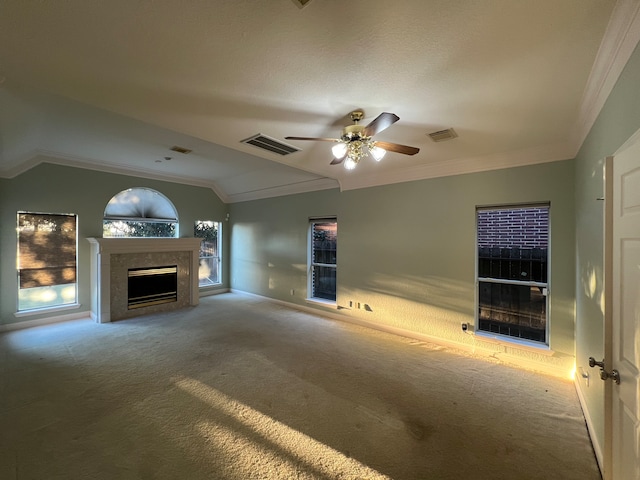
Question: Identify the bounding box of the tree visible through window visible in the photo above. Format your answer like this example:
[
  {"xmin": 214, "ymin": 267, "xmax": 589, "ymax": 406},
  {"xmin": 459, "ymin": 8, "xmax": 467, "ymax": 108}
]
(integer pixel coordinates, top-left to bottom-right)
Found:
[
  {"xmin": 17, "ymin": 212, "xmax": 78, "ymax": 311},
  {"xmin": 477, "ymin": 205, "xmax": 549, "ymax": 343},
  {"xmin": 309, "ymin": 219, "xmax": 337, "ymax": 302},
  {"xmin": 103, "ymin": 188, "xmax": 178, "ymax": 238},
  {"xmin": 194, "ymin": 220, "xmax": 221, "ymax": 286}
]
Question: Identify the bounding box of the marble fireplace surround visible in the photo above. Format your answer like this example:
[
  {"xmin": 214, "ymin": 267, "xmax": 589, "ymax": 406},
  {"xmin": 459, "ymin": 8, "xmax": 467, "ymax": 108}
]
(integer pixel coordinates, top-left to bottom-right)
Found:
[{"xmin": 87, "ymin": 237, "xmax": 202, "ymax": 323}]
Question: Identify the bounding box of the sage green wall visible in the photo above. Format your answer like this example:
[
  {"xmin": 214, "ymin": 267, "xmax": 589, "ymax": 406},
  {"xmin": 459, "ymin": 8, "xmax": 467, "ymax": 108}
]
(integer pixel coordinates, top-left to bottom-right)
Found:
[
  {"xmin": 0, "ymin": 161, "xmax": 229, "ymax": 326},
  {"xmin": 0, "ymin": 177, "xmax": 7, "ymax": 320},
  {"xmin": 229, "ymin": 159, "xmax": 576, "ymax": 374},
  {"xmin": 574, "ymin": 41, "xmax": 640, "ymax": 456}
]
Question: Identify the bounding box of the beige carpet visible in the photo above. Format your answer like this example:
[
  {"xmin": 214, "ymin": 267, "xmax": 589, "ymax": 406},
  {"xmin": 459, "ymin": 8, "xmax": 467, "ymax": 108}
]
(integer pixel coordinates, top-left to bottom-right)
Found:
[{"xmin": 0, "ymin": 292, "xmax": 600, "ymax": 480}]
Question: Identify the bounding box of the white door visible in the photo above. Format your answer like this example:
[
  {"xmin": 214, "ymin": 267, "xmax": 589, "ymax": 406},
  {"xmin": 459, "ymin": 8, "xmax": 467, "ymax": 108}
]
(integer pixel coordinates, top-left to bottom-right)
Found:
[{"xmin": 604, "ymin": 139, "xmax": 640, "ymax": 479}]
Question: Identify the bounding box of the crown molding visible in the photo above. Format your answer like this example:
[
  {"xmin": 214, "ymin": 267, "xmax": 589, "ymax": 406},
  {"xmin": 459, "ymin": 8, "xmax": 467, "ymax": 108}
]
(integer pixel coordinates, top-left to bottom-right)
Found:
[
  {"xmin": 0, "ymin": 149, "xmax": 43, "ymax": 178},
  {"xmin": 568, "ymin": 0, "xmax": 640, "ymax": 155},
  {"xmin": 0, "ymin": 149, "xmax": 231, "ymax": 203},
  {"xmin": 339, "ymin": 141, "xmax": 574, "ymax": 191},
  {"xmin": 226, "ymin": 177, "xmax": 339, "ymax": 203},
  {"xmin": 0, "ymin": 149, "xmax": 339, "ymax": 204}
]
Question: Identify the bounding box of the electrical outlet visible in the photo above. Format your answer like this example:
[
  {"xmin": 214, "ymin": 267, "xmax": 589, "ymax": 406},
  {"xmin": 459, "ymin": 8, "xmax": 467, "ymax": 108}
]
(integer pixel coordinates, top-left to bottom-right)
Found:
[{"xmin": 579, "ymin": 367, "xmax": 590, "ymax": 387}]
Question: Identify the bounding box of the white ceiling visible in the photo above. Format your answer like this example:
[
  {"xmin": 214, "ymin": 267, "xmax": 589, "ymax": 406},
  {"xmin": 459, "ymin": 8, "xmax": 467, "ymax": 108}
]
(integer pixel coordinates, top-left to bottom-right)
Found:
[{"xmin": 1, "ymin": 0, "xmax": 639, "ymax": 203}]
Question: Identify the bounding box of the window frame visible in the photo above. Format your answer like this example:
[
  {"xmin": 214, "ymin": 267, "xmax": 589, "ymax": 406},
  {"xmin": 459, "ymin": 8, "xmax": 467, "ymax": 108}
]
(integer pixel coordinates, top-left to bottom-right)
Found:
[
  {"xmin": 475, "ymin": 203, "xmax": 550, "ymax": 347},
  {"xmin": 102, "ymin": 187, "xmax": 179, "ymax": 238},
  {"xmin": 194, "ymin": 220, "xmax": 222, "ymax": 287},
  {"xmin": 307, "ymin": 217, "xmax": 337, "ymax": 305},
  {"xmin": 16, "ymin": 211, "xmax": 79, "ymax": 313}
]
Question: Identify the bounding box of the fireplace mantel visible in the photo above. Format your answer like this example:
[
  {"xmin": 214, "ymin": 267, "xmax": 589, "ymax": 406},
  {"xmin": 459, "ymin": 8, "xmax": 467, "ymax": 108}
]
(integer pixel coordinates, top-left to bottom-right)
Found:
[{"xmin": 87, "ymin": 237, "xmax": 202, "ymax": 323}]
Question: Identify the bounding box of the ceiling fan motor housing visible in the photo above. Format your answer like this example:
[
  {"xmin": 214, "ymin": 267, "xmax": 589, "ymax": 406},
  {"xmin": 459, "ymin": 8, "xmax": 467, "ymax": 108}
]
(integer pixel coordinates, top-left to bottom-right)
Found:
[{"xmin": 341, "ymin": 124, "xmax": 367, "ymax": 142}]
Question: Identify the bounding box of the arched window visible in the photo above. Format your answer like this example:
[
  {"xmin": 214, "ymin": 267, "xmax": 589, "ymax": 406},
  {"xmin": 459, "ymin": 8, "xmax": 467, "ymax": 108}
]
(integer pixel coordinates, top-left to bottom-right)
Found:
[{"xmin": 103, "ymin": 188, "xmax": 178, "ymax": 238}]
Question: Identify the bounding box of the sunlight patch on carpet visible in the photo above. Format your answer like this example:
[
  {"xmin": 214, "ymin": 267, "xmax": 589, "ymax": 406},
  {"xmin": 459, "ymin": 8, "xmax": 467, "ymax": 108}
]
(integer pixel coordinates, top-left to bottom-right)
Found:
[{"xmin": 174, "ymin": 376, "xmax": 390, "ymax": 479}]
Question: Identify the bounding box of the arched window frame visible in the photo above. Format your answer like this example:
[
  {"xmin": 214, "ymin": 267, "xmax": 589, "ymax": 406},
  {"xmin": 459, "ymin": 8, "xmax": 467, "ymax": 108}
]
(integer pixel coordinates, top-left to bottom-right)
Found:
[{"xmin": 103, "ymin": 188, "xmax": 179, "ymax": 238}]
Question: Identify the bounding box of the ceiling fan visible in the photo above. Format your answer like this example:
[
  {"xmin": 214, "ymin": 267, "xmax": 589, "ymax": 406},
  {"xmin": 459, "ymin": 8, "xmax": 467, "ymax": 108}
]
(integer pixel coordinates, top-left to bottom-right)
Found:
[{"xmin": 285, "ymin": 111, "xmax": 420, "ymax": 170}]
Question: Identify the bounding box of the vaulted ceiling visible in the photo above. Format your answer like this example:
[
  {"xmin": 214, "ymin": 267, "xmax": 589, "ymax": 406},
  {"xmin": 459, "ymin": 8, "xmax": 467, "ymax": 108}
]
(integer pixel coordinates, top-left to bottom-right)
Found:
[{"xmin": 1, "ymin": 1, "xmax": 638, "ymax": 202}]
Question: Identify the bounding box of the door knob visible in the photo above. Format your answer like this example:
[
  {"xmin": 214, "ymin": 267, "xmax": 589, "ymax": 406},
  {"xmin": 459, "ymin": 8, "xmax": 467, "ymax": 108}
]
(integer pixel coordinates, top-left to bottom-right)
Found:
[
  {"xmin": 608, "ymin": 369, "xmax": 621, "ymax": 384},
  {"xmin": 588, "ymin": 357, "xmax": 604, "ymax": 369},
  {"xmin": 588, "ymin": 357, "xmax": 621, "ymax": 385}
]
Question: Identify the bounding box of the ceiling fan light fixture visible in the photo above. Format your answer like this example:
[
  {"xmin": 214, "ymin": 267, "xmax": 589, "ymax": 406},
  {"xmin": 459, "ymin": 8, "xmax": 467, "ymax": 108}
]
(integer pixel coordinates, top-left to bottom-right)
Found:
[
  {"xmin": 332, "ymin": 142, "xmax": 348, "ymax": 159},
  {"xmin": 344, "ymin": 157, "xmax": 358, "ymax": 170},
  {"xmin": 370, "ymin": 145, "xmax": 386, "ymax": 162},
  {"xmin": 285, "ymin": 111, "xmax": 419, "ymax": 170}
]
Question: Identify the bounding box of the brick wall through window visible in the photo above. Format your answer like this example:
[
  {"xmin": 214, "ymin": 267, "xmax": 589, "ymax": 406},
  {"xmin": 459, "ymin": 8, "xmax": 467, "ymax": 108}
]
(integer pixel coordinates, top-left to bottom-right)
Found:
[{"xmin": 477, "ymin": 207, "xmax": 548, "ymax": 248}]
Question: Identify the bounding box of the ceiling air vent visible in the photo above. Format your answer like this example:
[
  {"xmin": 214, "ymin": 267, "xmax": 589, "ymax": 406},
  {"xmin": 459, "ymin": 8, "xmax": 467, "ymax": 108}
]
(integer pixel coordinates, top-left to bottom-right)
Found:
[
  {"xmin": 428, "ymin": 128, "xmax": 458, "ymax": 142},
  {"xmin": 170, "ymin": 145, "xmax": 193, "ymax": 154},
  {"xmin": 241, "ymin": 134, "xmax": 300, "ymax": 156}
]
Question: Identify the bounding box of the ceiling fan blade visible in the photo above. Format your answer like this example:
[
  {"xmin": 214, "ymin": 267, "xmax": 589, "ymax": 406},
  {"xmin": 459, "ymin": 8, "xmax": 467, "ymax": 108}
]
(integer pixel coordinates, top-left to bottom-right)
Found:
[
  {"xmin": 363, "ymin": 112, "xmax": 399, "ymax": 137},
  {"xmin": 285, "ymin": 136, "xmax": 339, "ymax": 142},
  {"xmin": 374, "ymin": 141, "xmax": 420, "ymax": 156},
  {"xmin": 330, "ymin": 157, "xmax": 344, "ymax": 165}
]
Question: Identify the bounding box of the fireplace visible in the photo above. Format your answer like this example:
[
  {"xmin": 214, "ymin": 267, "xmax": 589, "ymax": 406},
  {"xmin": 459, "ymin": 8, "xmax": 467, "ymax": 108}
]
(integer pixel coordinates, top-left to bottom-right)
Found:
[
  {"xmin": 128, "ymin": 265, "xmax": 178, "ymax": 309},
  {"xmin": 87, "ymin": 237, "xmax": 202, "ymax": 322}
]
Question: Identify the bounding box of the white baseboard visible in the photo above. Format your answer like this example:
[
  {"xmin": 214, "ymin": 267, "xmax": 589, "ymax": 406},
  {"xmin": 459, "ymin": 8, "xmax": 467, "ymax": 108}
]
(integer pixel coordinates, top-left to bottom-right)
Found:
[
  {"xmin": 2, "ymin": 289, "xmax": 230, "ymax": 332},
  {"xmin": 1, "ymin": 311, "xmax": 92, "ymax": 332},
  {"xmin": 574, "ymin": 377, "xmax": 604, "ymax": 474},
  {"xmin": 231, "ymin": 290, "xmax": 569, "ymax": 379},
  {"xmin": 199, "ymin": 287, "xmax": 230, "ymax": 298}
]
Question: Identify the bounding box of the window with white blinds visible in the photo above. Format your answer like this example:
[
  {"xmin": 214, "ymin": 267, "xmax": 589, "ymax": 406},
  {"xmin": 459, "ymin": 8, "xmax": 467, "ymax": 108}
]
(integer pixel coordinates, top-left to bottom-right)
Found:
[{"xmin": 17, "ymin": 212, "xmax": 78, "ymax": 311}]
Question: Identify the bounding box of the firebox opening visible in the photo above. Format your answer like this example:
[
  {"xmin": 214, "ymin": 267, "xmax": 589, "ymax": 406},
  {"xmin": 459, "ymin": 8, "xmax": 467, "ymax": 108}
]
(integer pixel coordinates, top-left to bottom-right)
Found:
[{"xmin": 128, "ymin": 265, "xmax": 178, "ymax": 309}]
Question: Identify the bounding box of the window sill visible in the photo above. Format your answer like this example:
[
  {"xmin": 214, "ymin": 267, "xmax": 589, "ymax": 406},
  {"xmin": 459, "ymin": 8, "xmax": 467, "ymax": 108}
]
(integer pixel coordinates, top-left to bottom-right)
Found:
[
  {"xmin": 14, "ymin": 303, "xmax": 81, "ymax": 318},
  {"xmin": 473, "ymin": 331, "xmax": 553, "ymax": 355},
  {"xmin": 305, "ymin": 298, "xmax": 337, "ymax": 309}
]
